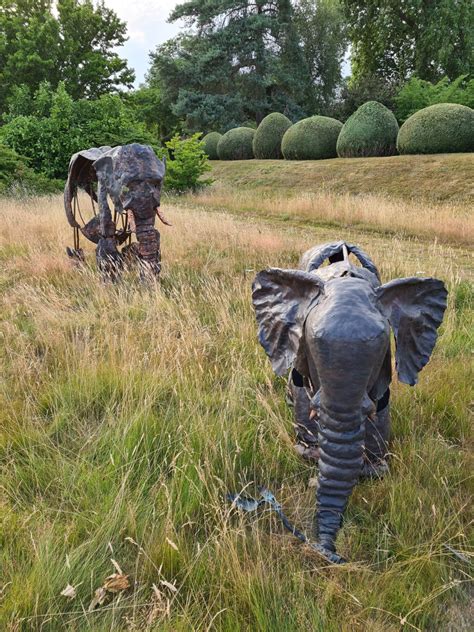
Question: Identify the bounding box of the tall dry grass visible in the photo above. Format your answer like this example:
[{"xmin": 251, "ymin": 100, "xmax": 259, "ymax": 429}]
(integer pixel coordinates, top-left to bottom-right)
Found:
[
  {"xmin": 0, "ymin": 195, "xmax": 472, "ymax": 631},
  {"xmin": 184, "ymin": 185, "xmax": 474, "ymax": 245}
]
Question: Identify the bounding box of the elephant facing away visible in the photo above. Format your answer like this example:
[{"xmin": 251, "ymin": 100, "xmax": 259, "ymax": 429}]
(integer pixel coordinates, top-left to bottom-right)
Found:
[{"xmin": 252, "ymin": 242, "xmax": 447, "ymax": 562}]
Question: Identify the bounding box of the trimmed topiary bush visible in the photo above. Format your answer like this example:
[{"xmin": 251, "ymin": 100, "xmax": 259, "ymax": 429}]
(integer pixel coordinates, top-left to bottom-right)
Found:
[
  {"xmin": 281, "ymin": 116, "xmax": 343, "ymax": 160},
  {"xmin": 337, "ymin": 101, "xmax": 399, "ymax": 157},
  {"xmin": 397, "ymin": 103, "xmax": 474, "ymax": 154},
  {"xmin": 202, "ymin": 132, "xmax": 222, "ymax": 160},
  {"xmin": 217, "ymin": 127, "xmax": 255, "ymax": 160},
  {"xmin": 253, "ymin": 113, "xmax": 292, "ymax": 159}
]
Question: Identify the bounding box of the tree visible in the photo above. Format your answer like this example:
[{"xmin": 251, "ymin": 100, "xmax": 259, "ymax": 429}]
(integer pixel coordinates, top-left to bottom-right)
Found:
[
  {"xmin": 394, "ymin": 75, "xmax": 474, "ymax": 123},
  {"xmin": 0, "ymin": 83, "xmax": 154, "ymax": 179},
  {"xmin": 295, "ymin": 0, "xmax": 347, "ymax": 113},
  {"xmin": 0, "ymin": 0, "xmax": 134, "ymax": 113},
  {"xmin": 56, "ymin": 0, "xmax": 134, "ymax": 100},
  {"xmin": 342, "ymin": 1, "xmax": 474, "ymax": 83},
  {"xmin": 148, "ymin": 1, "xmax": 312, "ymax": 133}
]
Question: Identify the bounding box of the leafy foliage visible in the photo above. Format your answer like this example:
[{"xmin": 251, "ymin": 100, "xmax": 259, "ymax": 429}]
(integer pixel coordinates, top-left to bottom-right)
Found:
[
  {"xmin": 162, "ymin": 134, "xmax": 212, "ymax": 192},
  {"xmin": 342, "ymin": 0, "xmax": 474, "ymax": 83},
  {"xmin": 337, "ymin": 101, "xmax": 399, "ymax": 157},
  {"xmin": 148, "ymin": 1, "xmax": 311, "ymax": 134},
  {"xmin": 333, "ymin": 74, "xmax": 400, "ymax": 121},
  {"xmin": 253, "ymin": 113, "xmax": 292, "ymax": 159},
  {"xmin": 397, "ymin": 104, "xmax": 474, "ymax": 155},
  {"xmin": 202, "ymin": 132, "xmax": 222, "ymax": 161},
  {"xmin": 395, "ymin": 75, "xmax": 474, "ymax": 123},
  {"xmin": 217, "ymin": 127, "xmax": 256, "ymax": 160},
  {"xmin": 295, "ymin": 0, "xmax": 347, "ymax": 113},
  {"xmin": 0, "ymin": 0, "xmax": 134, "ymax": 113},
  {"xmin": 0, "ymin": 83, "xmax": 155, "ymax": 180},
  {"xmin": 0, "ymin": 144, "xmax": 61, "ymax": 195},
  {"xmin": 281, "ymin": 115, "xmax": 342, "ymax": 160}
]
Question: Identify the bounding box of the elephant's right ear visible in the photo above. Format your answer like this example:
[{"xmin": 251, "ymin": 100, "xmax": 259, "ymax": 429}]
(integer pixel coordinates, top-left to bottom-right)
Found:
[
  {"xmin": 377, "ymin": 277, "xmax": 448, "ymax": 385},
  {"xmin": 252, "ymin": 268, "xmax": 324, "ymax": 376}
]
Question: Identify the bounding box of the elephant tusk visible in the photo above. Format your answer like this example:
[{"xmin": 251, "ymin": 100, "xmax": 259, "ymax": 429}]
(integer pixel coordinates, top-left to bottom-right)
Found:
[{"xmin": 156, "ymin": 207, "xmax": 172, "ymax": 226}]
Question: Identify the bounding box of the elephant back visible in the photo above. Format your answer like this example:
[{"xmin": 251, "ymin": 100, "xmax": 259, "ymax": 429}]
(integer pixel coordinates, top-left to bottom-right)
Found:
[{"xmin": 300, "ymin": 241, "xmax": 380, "ymax": 281}]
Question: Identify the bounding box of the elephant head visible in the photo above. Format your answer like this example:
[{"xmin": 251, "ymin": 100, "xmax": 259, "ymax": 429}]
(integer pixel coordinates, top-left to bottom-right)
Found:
[{"xmin": 252, "ymin": 243, "xmax": 447, "ymax": 562}]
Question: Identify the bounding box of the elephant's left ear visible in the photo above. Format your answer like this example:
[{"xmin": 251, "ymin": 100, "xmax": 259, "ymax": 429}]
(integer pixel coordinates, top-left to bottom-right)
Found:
[
  {"xmin": 377, "ymin": 277, "xmax": 448, "ymax": 386},
  {"xmin": 252, "ymin": 268, "xmax": 324, "ymax": 376}
]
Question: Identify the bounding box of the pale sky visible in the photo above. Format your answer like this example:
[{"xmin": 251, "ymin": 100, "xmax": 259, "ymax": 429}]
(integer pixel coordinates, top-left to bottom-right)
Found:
[{"xmin": 104, "ymin": 0, "xmax": 183, "ymax": 86}]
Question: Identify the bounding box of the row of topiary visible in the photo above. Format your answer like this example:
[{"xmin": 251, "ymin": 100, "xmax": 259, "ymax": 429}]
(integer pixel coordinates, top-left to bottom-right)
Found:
[{"xmin": 203, "ymin": 102, "xmax": 474, "ymax": 161}]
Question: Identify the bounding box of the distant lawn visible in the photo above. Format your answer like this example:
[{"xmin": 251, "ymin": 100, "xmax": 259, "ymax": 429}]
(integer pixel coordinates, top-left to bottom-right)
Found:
[
  {"xmin": 179, "ymin": 154, "xmax": 474, "ymax": 247},
  {"xmin": 209, "ymin": 153, "xmax": 474, "ymax": 204}
]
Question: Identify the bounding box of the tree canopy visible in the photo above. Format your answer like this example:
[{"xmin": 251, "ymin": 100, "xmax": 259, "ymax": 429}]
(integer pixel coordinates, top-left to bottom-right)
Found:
[
  {"xmin": 0, "ymin": 0, "xmax": 134, "ymax": 112},
  {"xmin": 342, "ymin": 0, "xmax": 474, "ymax": 82},
  {"xmin": 148, "ymin": 0, "xmax": 314, "ymax": 133}
]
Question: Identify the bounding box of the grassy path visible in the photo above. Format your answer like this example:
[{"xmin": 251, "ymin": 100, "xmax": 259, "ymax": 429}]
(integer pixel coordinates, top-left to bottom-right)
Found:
[{"xmin": 0, "ymin": 195, "xmax": 472, "ymax": 631}]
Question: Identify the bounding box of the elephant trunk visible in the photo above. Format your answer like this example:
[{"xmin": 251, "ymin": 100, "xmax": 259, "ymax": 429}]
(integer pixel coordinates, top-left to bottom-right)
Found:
[{"xmin": 316, "ymin": 403, "xmax": 366, "ymax": 552}]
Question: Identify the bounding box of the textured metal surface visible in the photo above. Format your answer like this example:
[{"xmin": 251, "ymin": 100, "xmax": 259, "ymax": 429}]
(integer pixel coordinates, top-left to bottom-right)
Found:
[
  {"xmin": 252, "ymin": 241, "xmax": 448, "ymax": 561},
  {"xmin": 228, "ymin": 488, "xmax": 345, "ymax": 564},
  {"xmin": 64, "ymin": 143, "xmax": 167, "ymax": 280}
]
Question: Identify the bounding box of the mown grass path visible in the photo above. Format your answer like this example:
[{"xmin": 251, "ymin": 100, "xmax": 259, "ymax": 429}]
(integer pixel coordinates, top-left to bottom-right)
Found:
[{"xmin": 0, "ymin": 192, "xmax": 472, "ymax": 631}]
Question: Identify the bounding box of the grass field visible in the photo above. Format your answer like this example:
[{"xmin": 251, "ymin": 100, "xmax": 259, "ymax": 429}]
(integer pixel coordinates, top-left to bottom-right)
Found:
[{"xmin": 0, "ymin": 160, "xmax": 473, "ymax": 631}]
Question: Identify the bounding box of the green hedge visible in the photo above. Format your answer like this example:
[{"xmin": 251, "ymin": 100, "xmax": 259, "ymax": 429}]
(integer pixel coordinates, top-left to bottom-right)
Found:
[
  {"xmin": 337, "ymin": 101, "xmax": 399, "ymax": 157},
  {"xmin": 0, "ymin": 144, "xmax": 61, "ymax": 195},
  {"xmin": 397, "ymin": 103, "xmax": 474, "ymax": 154},
  {"xmin": 253, "ymin": 113, "xmax": 292, "ymax": 159},
  {"xmin": 217, "ymin": 127, "xmax": 255, "ymax": 160},
  {"xmin": 202, "ymin": 132, "xmax": 222, "ymax": 160},
  {"xmin": 281, "ymin": 116, "xmax": 343, "ymax": 160}
]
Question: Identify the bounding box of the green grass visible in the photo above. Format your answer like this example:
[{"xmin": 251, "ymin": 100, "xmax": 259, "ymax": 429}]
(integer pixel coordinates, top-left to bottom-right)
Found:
[
  {"xmin": 209, "ymin": 153, "xmax": 474, "ymax": 203},
  {"xmin": 0, "ymin": 194, "xmax": 472, "ymax": 630}
]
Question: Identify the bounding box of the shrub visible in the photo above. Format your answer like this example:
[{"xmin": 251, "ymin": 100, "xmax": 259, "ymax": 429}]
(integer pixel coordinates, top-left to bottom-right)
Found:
[
  {"xmin": 395, "ymin": 75, "xmax": 474, "ymax": 123},
  {"xmin": 281, "ymin": 116, "xmax": 342, "ymax": 160},
  {"xmin": 0, "ymin": 83, "xmax": 156, "ymax": 180},
  {"xmin": 0, "ymin": 144, "xmax": 61, "ymax": 195},
  {"xmin": 397, "ymin": 103, "xmax": 474, "ymax": 155},
  {"xmin": 163, "ymin": 134, "xmax": 212, "ymax": 192},
  {"xmin": 336, "ymin": 101, "xmax": 399, "ymax": 158},
  {"xmin": 253, "ymin": 113, "xmax": 292, "ymax": 159},
  {"xmin": 217, "ymin": 127, "xmax": 255, "ymax": 160},
  {"xmin": 202, "ymin": 132, "xmax": 222, "ymax": 160}
]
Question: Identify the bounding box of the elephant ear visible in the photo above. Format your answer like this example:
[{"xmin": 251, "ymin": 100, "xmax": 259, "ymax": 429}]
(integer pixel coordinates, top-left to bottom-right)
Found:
[
  {"xmin": 252, "ymin": 268, "xmax": 324, "ymax": 376},
  {"xmin": 377, "ymin": 277, "xmax": 448, "ymax": 386}
]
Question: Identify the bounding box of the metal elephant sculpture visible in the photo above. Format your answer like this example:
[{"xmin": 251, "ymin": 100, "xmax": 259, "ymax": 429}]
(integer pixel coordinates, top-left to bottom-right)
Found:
[
  {"xmin": 252, "ymin": 241, "xmax": 447, "ymax": 563},
  {"xmin": 64, "ymin": 143, "xmax": 170, "ymax": 279}
]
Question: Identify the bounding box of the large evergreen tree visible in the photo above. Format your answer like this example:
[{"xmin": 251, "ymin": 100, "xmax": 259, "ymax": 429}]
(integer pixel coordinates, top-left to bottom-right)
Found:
[
  {"xmin": 148, "ymin": 0, "xmax": 312, "ymax": 133},
  {"xmin": 343, "ymin": 0, "xmax": 474, "ymax": 82},
  {"xmin": 0, "ymin": 0, "xmax": 134, "ymax": 113},
  {"xmin": 295, "ymin": 0, "xmax": 347, "ymax": 112}
]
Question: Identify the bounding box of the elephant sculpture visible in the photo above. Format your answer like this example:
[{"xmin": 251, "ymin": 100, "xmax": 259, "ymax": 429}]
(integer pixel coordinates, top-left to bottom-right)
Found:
[
  {"xmin": 252, "ymin": 241, "xmax": 447, "ymax": 562},
  {"xmin": 64, "ymin": 143, "xmax": 170, "ymax": 279}
]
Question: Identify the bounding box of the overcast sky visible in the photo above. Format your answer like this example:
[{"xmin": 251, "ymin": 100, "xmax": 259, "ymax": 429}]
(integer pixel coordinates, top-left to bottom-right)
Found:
[{"xmin": 105, "ymin": 0, "xmax": 183, "ymax": 86}]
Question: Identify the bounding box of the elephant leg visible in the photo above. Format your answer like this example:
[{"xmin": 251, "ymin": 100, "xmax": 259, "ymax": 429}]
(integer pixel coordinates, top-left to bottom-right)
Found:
[
  {"xmin": 362, "ymin": 391, "xmax": 391, "ymax": 479},
  {"xmin": 135, "ymin": 215, "xmax": 161, "ymax": 280},
  {"xmin": 287, "ymin": 369, "xmax": 320, "ymax": 461},
  {"xmin": 96, "ymin": 180, "xmax": 122, "ymax": 280}
]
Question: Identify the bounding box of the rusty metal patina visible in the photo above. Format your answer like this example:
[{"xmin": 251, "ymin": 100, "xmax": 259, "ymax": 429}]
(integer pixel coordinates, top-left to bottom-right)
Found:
[{"xmin": 64, "ymin": 143, "xmax": 169, "ymax": 280}]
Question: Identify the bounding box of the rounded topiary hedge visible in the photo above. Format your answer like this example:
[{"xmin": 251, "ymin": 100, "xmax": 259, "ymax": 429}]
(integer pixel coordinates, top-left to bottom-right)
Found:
[
  {"xmin": 202, "ymin": 132, "xmax": 222, "ymax": 160},
  {"xmin": 253, "ymin": 112, "xmax": 292, "ymax": 159},
  {"xmin": 217, "ymin": 127, "xmax": 255, "ymax": 160},
  {"xmin": 397, "ymin": 103, "xmax": 474, "ymax": 154},
  {"xmin": 337, "ymin": 101, "xmax": 399, "ymax": 158},
  {"xmin": 281, "ymin": 115, "xmax": 343, "ymax": 160}
]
